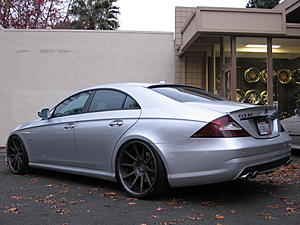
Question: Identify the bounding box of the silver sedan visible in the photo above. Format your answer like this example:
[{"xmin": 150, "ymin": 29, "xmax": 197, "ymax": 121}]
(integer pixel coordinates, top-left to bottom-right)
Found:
[
  {"xmin": 6, "ymin": 83, "xmax": 292, "ymax": 198},
  {"xmin": 281, "ymin": 108, "xmax": 300, "ymax": 150}
]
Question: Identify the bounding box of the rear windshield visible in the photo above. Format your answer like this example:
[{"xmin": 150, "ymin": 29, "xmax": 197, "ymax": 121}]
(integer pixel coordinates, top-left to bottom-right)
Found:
[{"xmin": 150, "ymin": 86, "xmax": 225, "ymax": 102}]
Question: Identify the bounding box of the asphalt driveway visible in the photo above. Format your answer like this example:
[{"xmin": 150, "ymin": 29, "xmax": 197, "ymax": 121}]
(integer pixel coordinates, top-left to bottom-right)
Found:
[{"xmin": 0, "ymin": 148, "xmax": 299, "ymax": 225}]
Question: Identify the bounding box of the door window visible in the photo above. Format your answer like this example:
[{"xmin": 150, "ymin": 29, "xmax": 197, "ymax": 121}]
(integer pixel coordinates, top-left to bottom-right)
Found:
[
  {"xmin": 89, "ymin": 90, "xmax": 126, "ymax": 112},
  {"xmin": 53, "ymin": 91, "xmax": 91, "ymax": 117},
  {"xmin": 123, "ymin": 96, "xmax": 140, "ymax": 109}
]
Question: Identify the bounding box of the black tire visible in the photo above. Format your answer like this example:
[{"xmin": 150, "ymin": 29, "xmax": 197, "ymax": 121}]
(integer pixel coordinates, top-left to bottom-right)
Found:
[
  {"xmin": 116, "ymin": 140, "xmax": 168, "ymax": 198},
  {"xmin": 6, "ymin": 136, "xmax": 29, "ymax": 174}
]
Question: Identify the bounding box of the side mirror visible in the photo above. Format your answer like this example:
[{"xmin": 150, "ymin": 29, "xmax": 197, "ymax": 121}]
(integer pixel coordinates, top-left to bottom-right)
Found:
[
  {"xmin": 294, "ymin": 108, "xmax": 300, "ymax": 116},
  {"xmin": 38, "ymin": 108, "xmax": 50, "ymax": 119}
]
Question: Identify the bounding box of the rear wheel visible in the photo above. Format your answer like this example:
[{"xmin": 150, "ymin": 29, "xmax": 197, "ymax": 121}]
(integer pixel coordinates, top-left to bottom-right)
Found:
[
  {"xmin": 116, "ymin": 140, "xmax": 168, "ymax": 198},
  {"xmin": 7, "ymin": 136, "xmax": 29, "ymax": 174}
]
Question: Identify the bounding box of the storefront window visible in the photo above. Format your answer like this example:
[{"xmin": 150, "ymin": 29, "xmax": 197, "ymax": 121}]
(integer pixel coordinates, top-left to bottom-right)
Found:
[
  {"xmin": 235, "ymin": 37, "xmax": 267, "ymax": 105},
  {"xmin": 273, "ymin": 38, "xmax": 300, "ymax": 119}
]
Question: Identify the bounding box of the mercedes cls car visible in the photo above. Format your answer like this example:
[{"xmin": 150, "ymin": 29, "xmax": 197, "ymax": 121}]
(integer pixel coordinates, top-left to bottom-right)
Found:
[{"xmin": 6, "ymin": 83, "xmax": 292, "ymax": 198}]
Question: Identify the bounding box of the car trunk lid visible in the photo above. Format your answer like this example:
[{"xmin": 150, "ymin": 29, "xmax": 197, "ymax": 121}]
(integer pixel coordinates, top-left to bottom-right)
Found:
[
  {"xmin": 229, "ymin": 106, "xmax": 280, "ymax": 139},
  {"xmin": 184, "ymin": 102, "xmax": 280, "ymax": 139}
]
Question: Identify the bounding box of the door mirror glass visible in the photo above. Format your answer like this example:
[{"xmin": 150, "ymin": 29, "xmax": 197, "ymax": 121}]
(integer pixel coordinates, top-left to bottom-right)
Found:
[
  {"xmin": 38, "ymin": 108, "xmax": 50, "ymax": 119},
  {"xmin": 294, "ymin": 108, "xmax": 300, "ymax": 116}
]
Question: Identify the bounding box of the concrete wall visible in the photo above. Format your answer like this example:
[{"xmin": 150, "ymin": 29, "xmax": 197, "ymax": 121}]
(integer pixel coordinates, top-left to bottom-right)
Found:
[{"xmin": 0, "ymin": 28, "xmax": 175, "ymax": 146}]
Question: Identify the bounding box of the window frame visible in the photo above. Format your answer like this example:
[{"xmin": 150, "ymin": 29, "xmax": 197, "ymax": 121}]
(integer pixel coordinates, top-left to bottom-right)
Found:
[
  {"xmin": 86, "ymin": 88, "xmax": 141, "ymax": 113},
  {"xmin": 51, "ymin": 90, "xmax": 94, "ymax": 118}
]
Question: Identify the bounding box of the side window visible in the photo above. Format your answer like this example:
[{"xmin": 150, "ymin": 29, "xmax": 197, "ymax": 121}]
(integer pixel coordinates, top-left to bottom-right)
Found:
[
  {"xmin": 53, "ymin": 91, "xmax": 91, "ymax": 117},
  {"xmin": 89, "ymin": 90, "xmax": 126, "ymax": 112},
  {"xmin": 123, "ymin": 96, "xmax": 140, "ymax": 109}
]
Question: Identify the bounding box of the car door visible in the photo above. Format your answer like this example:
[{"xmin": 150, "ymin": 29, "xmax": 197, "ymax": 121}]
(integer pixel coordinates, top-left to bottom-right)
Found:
[
  {"xmin": 27, "ymin": 91, "xmax": 92, "ymax": 166},
  {"xmin": 75, "ymin": 89, "xmax": 141, "ymax": 171}
]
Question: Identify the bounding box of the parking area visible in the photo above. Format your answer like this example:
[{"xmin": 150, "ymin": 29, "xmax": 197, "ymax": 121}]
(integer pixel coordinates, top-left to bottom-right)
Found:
[{"xmin": 0, "ymin": 148, "xmax": 299, "ymax": 225}]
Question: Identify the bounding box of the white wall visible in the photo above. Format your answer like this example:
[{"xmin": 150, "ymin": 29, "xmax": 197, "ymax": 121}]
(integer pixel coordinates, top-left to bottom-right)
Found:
[{"xmin": 0, "ymin": 27, "xmax": 175, "ymax": 146}]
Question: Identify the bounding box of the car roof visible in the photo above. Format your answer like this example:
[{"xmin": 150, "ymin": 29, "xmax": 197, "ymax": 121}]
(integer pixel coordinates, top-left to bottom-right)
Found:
[
  {"xmin": 82, "ymin": 83, "xmax": 158, "ymax": 91},
  {"xmin": 80, "ymin": 83, "xmax": 204, "ymax": 92}
]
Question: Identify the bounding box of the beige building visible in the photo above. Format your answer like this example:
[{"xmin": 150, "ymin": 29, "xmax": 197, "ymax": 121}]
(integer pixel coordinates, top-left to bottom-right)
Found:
[
  {"xmin": 1, "ymin": 0, "xmax": 300, "ymax": 146},
  {"xmin": 175, "ymin": 0, "xmax": 300, "ymax": 120}
]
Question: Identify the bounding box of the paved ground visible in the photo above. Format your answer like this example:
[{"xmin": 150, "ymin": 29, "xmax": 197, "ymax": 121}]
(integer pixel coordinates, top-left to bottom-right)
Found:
[{"xmin": 0, "ymin": 148, "xmax": 299, "ymax": 225}]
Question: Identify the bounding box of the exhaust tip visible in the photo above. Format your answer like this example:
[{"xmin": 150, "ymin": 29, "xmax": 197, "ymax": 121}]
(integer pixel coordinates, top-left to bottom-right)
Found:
[{"xmin": 285, "ymin": 158, "xmax": 293, "ymax": 166}]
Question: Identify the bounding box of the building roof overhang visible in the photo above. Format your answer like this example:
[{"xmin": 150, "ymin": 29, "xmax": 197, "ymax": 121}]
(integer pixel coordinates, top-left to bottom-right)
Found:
[
  {"xmin": 274, "ymin": 0, "xmax": 300, "ymax": 14},
  {"xmin": 178, "ymin": 6, "xmax": 300, "ymax": 55}
]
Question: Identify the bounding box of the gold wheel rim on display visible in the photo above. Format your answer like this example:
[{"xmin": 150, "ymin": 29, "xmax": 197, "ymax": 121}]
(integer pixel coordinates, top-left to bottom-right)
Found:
[
  {"xmin": 260, "ymin": 69, "xmax": 276, "ymax": 84},
  {"xmin": 260, "ymin": 91, "xmax": 268, "ymax": 105},
  {"xmin": 245, "ymin": 89, "xmax": 261, "ymax": 105},
  {"xmin": 277, "ymin": 69, "xmax": 292, "ymax": 84},
  {"xmin": 228, "ymin": 89, "xmax": 246, "ymax": 102},
  {"xmin": 279, "ymin": 112, "xmax": 291, "ymax": 120},
  {"xmin": 244, "ymin": 67, "xmax": 260, "ymax": 83},
  {"xmin": 292, "ymin": 69, "xmax": 300, "ymax": 84}
]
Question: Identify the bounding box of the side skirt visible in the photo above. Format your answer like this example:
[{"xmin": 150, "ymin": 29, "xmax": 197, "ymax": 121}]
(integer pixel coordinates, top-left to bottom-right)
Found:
[{"xmin": 29, "ymin": 162, "xmax": 116, "ymax": 182}]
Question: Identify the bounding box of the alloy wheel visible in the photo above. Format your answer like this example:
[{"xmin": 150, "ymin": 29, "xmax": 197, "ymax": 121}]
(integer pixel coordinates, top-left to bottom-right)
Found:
[
  {"xmin": 117, "ymin": 141, "xmax": 158, "ymax": 197},
  {"xmin": 7, "ymin": 136, "xmax": 29, "ymax": 174}
]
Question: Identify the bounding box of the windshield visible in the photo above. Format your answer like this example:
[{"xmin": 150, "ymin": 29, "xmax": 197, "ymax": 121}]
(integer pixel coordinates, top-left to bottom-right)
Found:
[{"xmin": 150, "ymin": 85, "xmax": 225, "ymax": 102}]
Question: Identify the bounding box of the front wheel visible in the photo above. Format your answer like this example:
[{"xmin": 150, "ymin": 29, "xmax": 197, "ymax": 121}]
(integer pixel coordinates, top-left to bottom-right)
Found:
[
  {"xmin": 116, "ymin": 140, "xmax": 168, "ymax": 198},
  {"xmin": 6, "ymin": 136, "xmax": 29, "ymax": 174}
]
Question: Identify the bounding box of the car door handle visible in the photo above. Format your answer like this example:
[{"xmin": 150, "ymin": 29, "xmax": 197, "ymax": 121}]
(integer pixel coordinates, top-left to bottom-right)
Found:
[
  {"xmin": 64, "ymin": 123, "xmax": 76, "ymax": 130},
  {"xmin": 109, "ymin": 120, "xmax": 124, "ymax": 127}
]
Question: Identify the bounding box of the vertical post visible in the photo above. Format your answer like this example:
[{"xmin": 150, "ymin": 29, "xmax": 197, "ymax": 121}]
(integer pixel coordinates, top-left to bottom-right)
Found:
[
  {"xmin": 220, "ymin": 37, "xmax": 225, "ymax": 97},
  {"xmin": 181, "ymin": 55, "xmax": 186, "ymax": 85},
  {"xmin": 230, "ymin": 36, "xmax": 237, "ymax": 101},
  {"xmin": 205, "ymin": 52, "xmax": 209, "ymax": 91},
  {"xmin": 211, "ymin": 44, "xmax": 216, "ymax": 93},
  {"xmin": 267, "ymin": 37, "xmax": 273, "ymax": 106}
]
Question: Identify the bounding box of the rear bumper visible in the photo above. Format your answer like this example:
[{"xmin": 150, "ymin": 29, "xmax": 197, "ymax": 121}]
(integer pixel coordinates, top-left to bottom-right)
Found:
[{"xmin": 156, "ymin": 132, "xmax": 292, "ymax": 187}]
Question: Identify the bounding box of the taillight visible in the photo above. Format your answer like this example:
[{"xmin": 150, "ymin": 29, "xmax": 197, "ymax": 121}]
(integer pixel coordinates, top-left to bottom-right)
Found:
[{"xmin": 192, "ymin": 115, "xmax": 250, "ymax": 138}]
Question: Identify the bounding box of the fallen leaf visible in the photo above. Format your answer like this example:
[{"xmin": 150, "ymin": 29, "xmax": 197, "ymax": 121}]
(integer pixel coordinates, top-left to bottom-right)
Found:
[
  {"xmin": 68, "ymin": 200, "xmax": 86, "ymax": 205},
  {"xmin": 102, "ymin": 192, "xmax": 118, "ymax": 198},
  {"xmin": 3, "ymin": 207, "xmax": 20, "ymax": 214},
  {"xmin": 229, "ymin": 210, "xmax": 236, "ymax": 214},
  {"xmin": 193, "ymin": 211, "xmax": 205, "ymax": 217},
  {"xmin": 256, "ymin": 211, "xmax": 269, "ymax": 216},
  {"xmin": 156, "ymin": 207, "xmax": 166, "ymax": 211},
  {"xmin": 125, "ymin": 197, "xmax": 138, "ymax": 201},
  {"xmin": 187, "ymin": 216, "xmax": 203, "ymax": 221},
  {"xmin": 59, "ymin": 188, "xmax": 70, "ymax": 194},
  {"xmin": 104, "ymin": 203, "xmax": 111, "ymax": 207},
  {"xmin": 128, "ymin": 202, "xmax": 137, "ymax": 205},
  {"xmin": 264, "ymin": 216, "xmax": 278, "ymax": 220},
  {"xmin": 215, "ymin": 214, "xmax": 224, "ymax": 219},
  {"xmin": 86, "ymin": 188, "xmax": 98, "ymax": 195},
  {"xmin": 201, "ymin": 201, "xmax": 219, "ymax": 207},
  {"xmin": 55, "ymin": 208, "xmax": 70, "ymax": 215},
  {"xmin": 283, "ymin": 207, "xmax": 297, "ymax": 216},
  {"xmin": 45, "ymin": 182, "xmax": 60, "ymax": 187},
  {"xmin": 11, "ymin": 196, "xmax": 24, "ymax": 200},
  {"xmin": 266, "ymin": 205, "xmax": 282, "ymax": 209}
]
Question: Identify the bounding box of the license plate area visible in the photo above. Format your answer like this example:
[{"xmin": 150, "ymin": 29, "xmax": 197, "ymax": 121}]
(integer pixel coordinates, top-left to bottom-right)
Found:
[{"xmin": 256, "ymin": 120, "xmax": 272, "ymax": 135}]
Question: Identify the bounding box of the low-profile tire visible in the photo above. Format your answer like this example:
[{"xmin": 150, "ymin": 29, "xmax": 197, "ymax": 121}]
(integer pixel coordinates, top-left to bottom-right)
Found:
[
  {"xmin": 6, "ymin": 136, "xmax": 29, "ymax": 174},
  {"xmin": 116, "ymin": 140, "xmax": 168, "ymax": 198}
]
